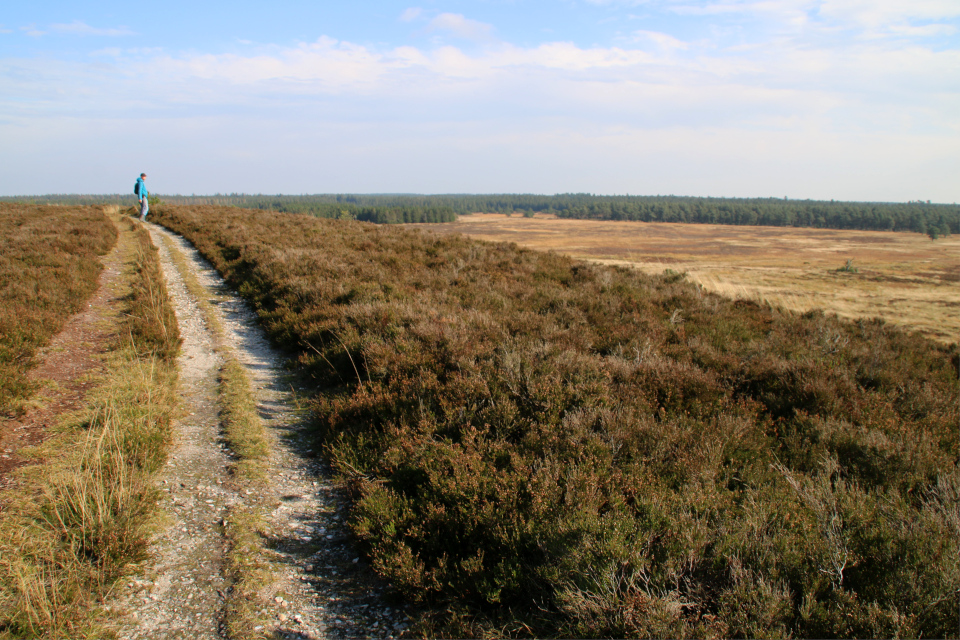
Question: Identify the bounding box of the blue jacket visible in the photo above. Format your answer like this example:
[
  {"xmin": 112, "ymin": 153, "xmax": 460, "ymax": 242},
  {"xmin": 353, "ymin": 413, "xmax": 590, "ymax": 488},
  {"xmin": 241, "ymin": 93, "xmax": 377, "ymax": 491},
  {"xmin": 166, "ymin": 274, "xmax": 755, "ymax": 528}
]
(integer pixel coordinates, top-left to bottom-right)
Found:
[{"xmin": 136, "ymin": 177, "xmax": 148, "ymax": 201}]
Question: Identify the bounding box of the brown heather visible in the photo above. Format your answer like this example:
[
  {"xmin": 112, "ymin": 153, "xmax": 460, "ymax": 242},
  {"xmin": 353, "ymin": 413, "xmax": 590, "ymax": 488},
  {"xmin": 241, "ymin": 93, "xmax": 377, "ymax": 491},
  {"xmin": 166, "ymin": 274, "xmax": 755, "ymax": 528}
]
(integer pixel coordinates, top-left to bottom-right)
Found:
[
  {"xmin": 0, "ymin": 204, "xmax": 117, "ymax": 414},
  {"xmin": 152, "ymin": 204, "xmax": 959, "ymax": 638}
]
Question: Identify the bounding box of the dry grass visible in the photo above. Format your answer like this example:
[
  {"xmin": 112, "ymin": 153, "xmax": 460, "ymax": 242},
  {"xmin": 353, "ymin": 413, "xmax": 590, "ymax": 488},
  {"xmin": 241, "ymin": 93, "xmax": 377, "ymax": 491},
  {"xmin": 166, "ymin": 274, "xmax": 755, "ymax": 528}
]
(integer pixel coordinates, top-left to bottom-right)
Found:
[
  {"xmin": 0, "ymin": 216, "xmax": 179, "ymax": 638},
  {"xmin": 218, "ymin": 360, "xmax": 270, "ymax": 480},
  {"xmin": 418, "ymin": 214, "xmax": 960, "ymax": 343},
  {"xmin": 222, "ymin": 506, "xmax": 276, "ymax": 640}
]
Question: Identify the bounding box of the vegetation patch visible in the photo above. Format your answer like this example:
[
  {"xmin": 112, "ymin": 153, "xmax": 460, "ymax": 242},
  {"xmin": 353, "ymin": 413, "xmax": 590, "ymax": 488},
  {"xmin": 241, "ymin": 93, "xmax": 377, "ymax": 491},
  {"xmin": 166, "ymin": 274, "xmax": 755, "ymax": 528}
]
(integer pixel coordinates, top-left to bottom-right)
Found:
[
  {"xmin": 0, "ymin": 218, "xmax": 179, "ymax": 638},
  {"xmin": 152, "ymin": 204, "xmax": 959, "ymax": 638},
  {"xmin": 0, "ymin": 204, "xmax": 117, "ymax": 415}
]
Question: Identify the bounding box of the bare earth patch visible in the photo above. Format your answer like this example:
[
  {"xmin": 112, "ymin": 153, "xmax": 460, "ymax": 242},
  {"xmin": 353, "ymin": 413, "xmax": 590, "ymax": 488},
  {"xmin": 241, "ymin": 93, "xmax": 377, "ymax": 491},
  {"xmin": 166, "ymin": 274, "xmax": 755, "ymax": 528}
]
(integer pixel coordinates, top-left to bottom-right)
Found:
[{"xmin": 416, "ymin": 214, "xmax": 960, "ymax": 343}]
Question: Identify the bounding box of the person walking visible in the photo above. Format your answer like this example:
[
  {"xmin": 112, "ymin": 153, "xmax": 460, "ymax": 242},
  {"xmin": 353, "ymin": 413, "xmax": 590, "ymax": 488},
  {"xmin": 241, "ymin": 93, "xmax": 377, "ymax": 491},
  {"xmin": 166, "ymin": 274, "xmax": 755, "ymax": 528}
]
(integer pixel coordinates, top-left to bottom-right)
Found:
[{"xmin": 135, "ymin": 172, "xmax": 149, "ymax": 221}]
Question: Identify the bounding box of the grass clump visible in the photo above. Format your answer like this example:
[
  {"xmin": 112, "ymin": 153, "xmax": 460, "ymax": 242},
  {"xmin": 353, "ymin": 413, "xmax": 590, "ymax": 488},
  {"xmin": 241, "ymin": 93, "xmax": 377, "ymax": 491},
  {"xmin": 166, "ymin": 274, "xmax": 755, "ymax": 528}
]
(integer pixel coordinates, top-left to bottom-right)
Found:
[
  {"xmin": 222, "ymin": 506, "xmax": 276, "ymax": 640},
  {"xmin": 152, "ymin": 204, "xmax": 959, "ymax": 638},
  {"xmin": 128, "ymin": 226, "xmax": 180, "ymax": 359},
  {"xmin": 0, "ymin": 218, "xmax": 179, "ymax": 638},
  {"xmin": 0, "ymin": 204, "xmax": 117, "ymax": 415},
  {"xmin": 219, "ymin": 358, "xmax": 270, "ymax": 479}
]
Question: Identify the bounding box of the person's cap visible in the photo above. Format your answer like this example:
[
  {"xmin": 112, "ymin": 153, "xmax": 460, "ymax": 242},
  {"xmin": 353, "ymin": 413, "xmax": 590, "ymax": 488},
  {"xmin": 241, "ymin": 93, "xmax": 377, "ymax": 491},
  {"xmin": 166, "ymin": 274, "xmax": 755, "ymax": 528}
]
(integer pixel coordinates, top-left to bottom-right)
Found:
[{"xmin": 141, "ymin": 172, "xmax": 147, "ymax": 177}]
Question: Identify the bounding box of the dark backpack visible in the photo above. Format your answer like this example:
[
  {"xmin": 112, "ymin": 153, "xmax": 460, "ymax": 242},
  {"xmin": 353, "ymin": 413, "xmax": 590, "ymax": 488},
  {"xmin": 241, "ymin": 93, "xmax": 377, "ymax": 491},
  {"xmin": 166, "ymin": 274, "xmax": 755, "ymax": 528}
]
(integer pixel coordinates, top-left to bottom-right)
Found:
[{"xmin": 134, "ymin": 181, "xmax": 141, "ymax": 196}]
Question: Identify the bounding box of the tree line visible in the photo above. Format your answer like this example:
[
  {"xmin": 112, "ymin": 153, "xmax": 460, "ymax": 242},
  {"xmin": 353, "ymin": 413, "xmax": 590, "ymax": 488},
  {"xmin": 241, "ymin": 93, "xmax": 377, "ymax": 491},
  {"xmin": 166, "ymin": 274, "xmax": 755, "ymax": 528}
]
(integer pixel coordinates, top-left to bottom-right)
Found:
[
  {"xmin": 3, "ymin": 193, "xmax": 957, "ymax": 235},
  {"xmin": 550, "ymin": 196, "xmax": 958, "ymax": 237}
]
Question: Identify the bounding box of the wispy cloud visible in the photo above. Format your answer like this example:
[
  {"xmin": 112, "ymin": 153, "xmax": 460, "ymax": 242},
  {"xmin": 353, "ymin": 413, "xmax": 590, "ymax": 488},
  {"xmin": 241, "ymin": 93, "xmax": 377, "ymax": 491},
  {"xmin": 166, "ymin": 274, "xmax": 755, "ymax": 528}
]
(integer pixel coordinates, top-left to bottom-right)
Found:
[
  {"xmin": 399, "ymin": 7, "xmax": 423, "ymax": 22},
  {"xmin": 818, "ymin": 0, "xmax": 960, "ymax": 27},
  {"xmin": 426, "ymin": 13, "xmax": 496, "ymax": 41},
  {"xmin": 593, "ymin": 0, "xmax": 960, "ymax": 39},
  {"xmin": 632, "ymin": 30, "xmax": 689, "ymax": 51},
  {"xmin": 21, "ymin": 24, "xmax": 46, "ymax": 37},
  {"xmin": 0, "ymin": 25, "xmax": 13, "ymax": 35},
  {"xmin": 49, "ymin": 20, "xmax": 135, "ymax": 37}
]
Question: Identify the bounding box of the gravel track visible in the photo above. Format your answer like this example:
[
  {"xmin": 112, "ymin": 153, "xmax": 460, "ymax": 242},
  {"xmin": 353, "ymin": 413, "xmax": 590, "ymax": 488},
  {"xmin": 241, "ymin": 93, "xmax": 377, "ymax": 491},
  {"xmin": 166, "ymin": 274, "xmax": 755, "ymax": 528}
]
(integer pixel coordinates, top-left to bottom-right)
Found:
[{"xmin": 115, "ymin": 221, "xmax": 410, "ymax": 639}]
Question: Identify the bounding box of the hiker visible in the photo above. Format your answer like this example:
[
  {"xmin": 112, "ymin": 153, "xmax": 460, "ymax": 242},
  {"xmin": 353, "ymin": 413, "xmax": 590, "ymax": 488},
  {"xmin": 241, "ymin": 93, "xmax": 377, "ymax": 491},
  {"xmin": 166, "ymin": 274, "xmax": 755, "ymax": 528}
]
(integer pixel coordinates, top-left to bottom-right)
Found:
[{"xmin": 135, "ymin": 173, "xmax": 149, "ymax": 221}]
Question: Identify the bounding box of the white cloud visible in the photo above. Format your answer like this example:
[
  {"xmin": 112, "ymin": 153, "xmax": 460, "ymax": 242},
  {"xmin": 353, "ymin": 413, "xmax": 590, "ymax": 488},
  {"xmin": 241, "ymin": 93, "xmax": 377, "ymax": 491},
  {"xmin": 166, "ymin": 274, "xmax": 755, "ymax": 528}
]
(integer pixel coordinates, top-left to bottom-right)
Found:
[
  {"xmin": 90, "ymin": 47, "xmax": 123, "ymax": 57},
  {"xmin": 818, "ymin": 0, "xmax": 960, "ymax": 27},
  {"xmin": 0, "ymin": 25, "xmax": 13, "ymax": 35},
  {"xmin": 49, "ymin": 21, "xmax": 135, "ymax": 37},
  {"xmin": 886, "ymin": 23, "xmax": 957, "ymax": 37},
  {"xmin": 426, "ymin": 13, "xmax": 496, "ymax": 41},
  {"xmin": 1, "ymin": 5, "xmax": 958, "ymax": 200},
  {"xmin": 399, "ymin": 8, "xmax": 422, "ymax": 22},
  {"xmin": 633, "ymin": 30, "xmax": 690, "ymax": 51}
]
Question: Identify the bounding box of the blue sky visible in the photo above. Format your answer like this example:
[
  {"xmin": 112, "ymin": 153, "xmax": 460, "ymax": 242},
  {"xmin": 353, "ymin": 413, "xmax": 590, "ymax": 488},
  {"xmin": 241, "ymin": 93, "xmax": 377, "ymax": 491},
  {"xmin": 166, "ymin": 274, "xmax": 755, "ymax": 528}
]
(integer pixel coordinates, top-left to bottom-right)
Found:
[{"xmin": 1, "ymin": 1, "xmax": 958, "ymax": 200}]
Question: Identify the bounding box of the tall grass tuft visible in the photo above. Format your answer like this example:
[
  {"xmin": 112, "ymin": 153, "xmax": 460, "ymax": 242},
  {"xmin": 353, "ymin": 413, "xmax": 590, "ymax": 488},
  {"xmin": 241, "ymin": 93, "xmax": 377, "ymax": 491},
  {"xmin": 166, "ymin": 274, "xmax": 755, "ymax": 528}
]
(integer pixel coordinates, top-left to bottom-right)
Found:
[{"xmin": 127, "ymin": 229, "xmax": 181, "ymax": 360}]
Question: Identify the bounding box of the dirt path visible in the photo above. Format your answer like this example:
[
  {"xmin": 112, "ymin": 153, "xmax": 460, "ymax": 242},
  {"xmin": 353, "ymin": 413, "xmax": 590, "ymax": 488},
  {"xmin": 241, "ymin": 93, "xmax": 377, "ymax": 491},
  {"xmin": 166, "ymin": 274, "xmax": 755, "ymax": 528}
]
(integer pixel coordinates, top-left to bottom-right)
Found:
[{"xmin": 115, "ymin": 221, "xmax": 410, "ymax": 639}]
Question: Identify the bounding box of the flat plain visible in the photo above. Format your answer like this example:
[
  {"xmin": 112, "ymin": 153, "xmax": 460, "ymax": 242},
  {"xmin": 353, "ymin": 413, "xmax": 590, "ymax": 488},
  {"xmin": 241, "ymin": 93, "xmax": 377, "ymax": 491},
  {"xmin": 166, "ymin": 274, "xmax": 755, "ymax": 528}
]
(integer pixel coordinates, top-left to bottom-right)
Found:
[{"xmin": 417, "ymin": 214, "xmax": 960, "ymax": 343}]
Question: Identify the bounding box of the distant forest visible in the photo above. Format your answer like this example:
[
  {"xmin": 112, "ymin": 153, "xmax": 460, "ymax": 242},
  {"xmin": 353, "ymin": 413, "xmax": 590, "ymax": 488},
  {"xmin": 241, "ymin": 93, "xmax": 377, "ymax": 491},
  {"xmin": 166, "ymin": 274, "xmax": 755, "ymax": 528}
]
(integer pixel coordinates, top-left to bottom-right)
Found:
[{"xmin": 4, "ymin": 193, "xmax": 957, "ymax": 235}]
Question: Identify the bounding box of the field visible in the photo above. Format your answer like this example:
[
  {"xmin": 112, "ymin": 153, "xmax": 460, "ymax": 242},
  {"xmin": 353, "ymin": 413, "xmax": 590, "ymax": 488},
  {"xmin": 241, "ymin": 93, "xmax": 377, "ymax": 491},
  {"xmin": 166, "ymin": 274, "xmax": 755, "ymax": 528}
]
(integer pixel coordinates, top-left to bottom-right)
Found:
[
  {"xmin": 417, "ymin": 214, "xmax": 960, "ymax": 344},
  {"xmin": 152, "ymin": 204, "xmax": 958, "ymax": 639}
]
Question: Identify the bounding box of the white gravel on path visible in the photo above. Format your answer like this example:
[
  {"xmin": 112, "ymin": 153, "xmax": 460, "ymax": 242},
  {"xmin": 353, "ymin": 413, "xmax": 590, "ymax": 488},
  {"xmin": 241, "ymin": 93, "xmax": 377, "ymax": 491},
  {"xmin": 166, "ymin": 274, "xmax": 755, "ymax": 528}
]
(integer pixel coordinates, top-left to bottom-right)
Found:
[{"xmin": 113, "ymin": 221, "xmax": 412, "ymax": 639}]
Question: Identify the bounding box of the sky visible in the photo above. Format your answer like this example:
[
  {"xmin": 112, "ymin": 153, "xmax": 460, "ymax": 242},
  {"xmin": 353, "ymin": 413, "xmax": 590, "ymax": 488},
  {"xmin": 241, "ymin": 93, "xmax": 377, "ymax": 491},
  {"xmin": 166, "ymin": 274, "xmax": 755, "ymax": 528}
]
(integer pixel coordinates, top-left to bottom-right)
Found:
[{"xmin": 1, "ymin": 1, "xmax": 958, "ymax": 201}]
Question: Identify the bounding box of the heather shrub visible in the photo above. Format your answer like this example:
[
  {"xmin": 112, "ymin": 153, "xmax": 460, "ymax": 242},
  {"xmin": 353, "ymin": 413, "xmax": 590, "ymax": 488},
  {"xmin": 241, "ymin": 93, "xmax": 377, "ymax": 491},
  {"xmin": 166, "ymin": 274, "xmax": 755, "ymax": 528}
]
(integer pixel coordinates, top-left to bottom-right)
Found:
[
  {"xmin": 152, "ymin": 205, "xmax": 959, "ymax": 638},
  {"xmin": 0, "ymin": 204, "xmax": 117, "ymax": 414}
]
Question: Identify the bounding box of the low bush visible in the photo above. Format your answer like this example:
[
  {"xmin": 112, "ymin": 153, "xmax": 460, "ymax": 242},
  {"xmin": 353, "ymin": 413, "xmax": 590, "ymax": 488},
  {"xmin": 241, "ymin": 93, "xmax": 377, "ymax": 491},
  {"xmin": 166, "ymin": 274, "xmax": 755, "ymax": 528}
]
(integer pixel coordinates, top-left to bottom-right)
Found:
[{"xmin": 152, "ymin": 204, "xmax": 959, "ymax": 638}]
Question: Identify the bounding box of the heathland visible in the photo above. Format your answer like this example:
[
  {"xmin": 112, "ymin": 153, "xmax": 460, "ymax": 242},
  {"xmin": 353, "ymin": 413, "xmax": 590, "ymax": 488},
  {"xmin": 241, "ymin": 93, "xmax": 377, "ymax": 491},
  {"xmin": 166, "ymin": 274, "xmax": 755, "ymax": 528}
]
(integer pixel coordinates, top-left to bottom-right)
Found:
[
  {"xmin": 417, "ymin": 214, "xmax": 960, "ymax": 345},
  {"xmin": 151, "ymin": 204, "xmax": 958, "ymax": 638}
]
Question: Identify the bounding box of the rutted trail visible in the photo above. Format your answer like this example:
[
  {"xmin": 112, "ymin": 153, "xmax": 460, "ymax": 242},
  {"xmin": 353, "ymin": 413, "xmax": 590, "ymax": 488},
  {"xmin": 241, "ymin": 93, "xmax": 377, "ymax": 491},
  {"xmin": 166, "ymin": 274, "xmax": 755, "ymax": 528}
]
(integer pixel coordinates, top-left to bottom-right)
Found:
[
  {"xmin": 115, "ymin": 225, "xmax": 232, "ymax": 638},
  {"xmin": 116, "ymin": 221, "xmax": 410, "ymax": 639}
]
